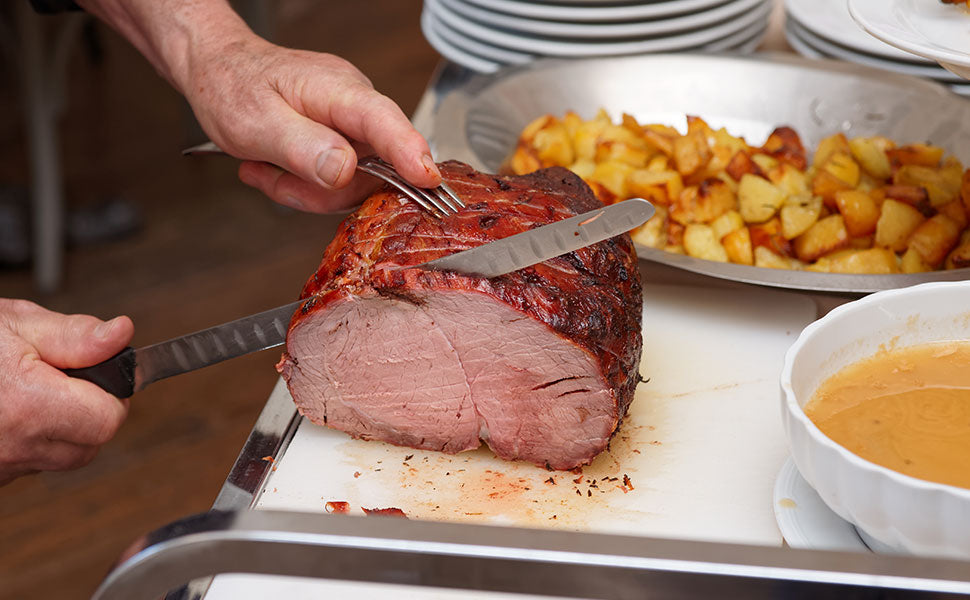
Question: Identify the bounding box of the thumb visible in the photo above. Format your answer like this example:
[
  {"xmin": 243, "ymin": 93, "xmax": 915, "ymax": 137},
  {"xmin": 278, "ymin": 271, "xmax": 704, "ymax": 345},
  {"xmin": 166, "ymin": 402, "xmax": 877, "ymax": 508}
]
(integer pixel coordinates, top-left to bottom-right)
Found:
[{"xmin": 7, "ymin": 301, "xmax": 134, "ymax": 369}]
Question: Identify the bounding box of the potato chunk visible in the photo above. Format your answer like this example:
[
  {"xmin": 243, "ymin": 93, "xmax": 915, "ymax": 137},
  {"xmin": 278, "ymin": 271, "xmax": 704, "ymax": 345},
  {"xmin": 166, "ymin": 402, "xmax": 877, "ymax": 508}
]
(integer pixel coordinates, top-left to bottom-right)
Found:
[
  {"xmin": 780, "ymin": 194, "xmax": 823, "ymax": 240},
  {"xmin": 631, "ymin": 205, "xmax": 668, "ymax": 249},
  {"xmin": 887, "ymin": 143, "xmax": 944, "ymax": 168},
  {"xmin": 908, "ymin": 214, "xmax": 962, "ymax": 268},
  {"xmin": 710, "ymin": 209, "xmax": 745, "ymax": 241},
  {"xmin": 902, "ymin": 247, "xmax": 933, "ymax": 273},
  {"xmin": 794, "ymin": 215, "xmax": 850, "ymax": 262},
  {"xmin": 874, "ymin": 199, "xmax": 926, "ymax": 252},
  {"xmin": 849, "ymin": 137, "xmax": 892, "ymax": 180},
  {"xmin": 672, "ymin": 129, "xmax": 712, "ymax": 177},
  {"xmin": 738, "ymin": 174, "xmax": 785, "ymax": 223},
  {"xmin": 754, "ymin": 246, "xmax": 799, "ymax": 270},
  {"xmin": 683, "ymin": 224, "xmax": 729, "ymax": 262},
  {"xmin": 835, "ymin": 189, "xmax": 880, "ymax": 237},
  {"xmin": 807, "ymin": 248, "xmax": 899, "ymax": 274},
  {"xmin": 627, "ymin": 169, "xmax": 683, "ymax": 206},
  {"xmin": 813, "ymin": 133, "xmax": 851, "ymax": 168},
  {"xmin": 760, "ymin": 126, "xmax": 807, "ymax": 170},
  {"xmin": 669, "ymin": 178, "xmax": 735, "ymax": 225},
  {"xmin": 722, "ymin": 227, "xmax": 754, "ymax": 265}
]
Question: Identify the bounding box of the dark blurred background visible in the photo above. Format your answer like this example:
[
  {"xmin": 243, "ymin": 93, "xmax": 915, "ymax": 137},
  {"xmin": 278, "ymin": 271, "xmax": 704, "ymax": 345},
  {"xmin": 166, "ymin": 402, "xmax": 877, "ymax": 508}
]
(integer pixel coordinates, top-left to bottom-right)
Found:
[{"xmin": 0, "ymin": 2, "xmax": 438, "ymax": 598}]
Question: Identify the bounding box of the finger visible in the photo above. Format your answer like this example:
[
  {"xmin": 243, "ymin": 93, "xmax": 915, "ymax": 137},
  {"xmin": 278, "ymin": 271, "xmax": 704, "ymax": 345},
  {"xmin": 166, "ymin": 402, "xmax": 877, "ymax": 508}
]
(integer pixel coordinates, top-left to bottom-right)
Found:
[
  {"xmin": 252, "ymin": 97, "xmax": 359, "ymax": 190},
  {"xmin": 306, "ymin": 85, "xmax": 442, "ymax": 189},
  {"xmin": 25, "ymin": 440, "xmax": 99, "ymax": 472},
  {"xmin": 18, "ymin": 355, "xmax": 130, "ymax": 444},
  {"xmin": 4, "ymin": 300, "xmax": 134, "ymax": 369},
  {"xmin": 238, "ymin": 161, "xmax": 379, "ymax": 213}
]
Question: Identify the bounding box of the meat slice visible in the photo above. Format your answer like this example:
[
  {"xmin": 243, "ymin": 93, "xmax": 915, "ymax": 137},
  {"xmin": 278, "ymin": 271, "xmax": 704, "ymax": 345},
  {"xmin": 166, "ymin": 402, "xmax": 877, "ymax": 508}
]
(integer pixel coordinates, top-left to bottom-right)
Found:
[{"xmin": 277, "ymin": 161, "xmax": 642, "ymax": 470}]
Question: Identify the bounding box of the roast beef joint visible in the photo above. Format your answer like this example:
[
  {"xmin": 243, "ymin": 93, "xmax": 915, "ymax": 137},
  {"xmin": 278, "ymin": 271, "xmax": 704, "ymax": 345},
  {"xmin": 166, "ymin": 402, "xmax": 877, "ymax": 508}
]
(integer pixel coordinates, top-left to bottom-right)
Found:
[{"xmin": 277, "ymin": 161, "xmax": 643, "ymax": 470}]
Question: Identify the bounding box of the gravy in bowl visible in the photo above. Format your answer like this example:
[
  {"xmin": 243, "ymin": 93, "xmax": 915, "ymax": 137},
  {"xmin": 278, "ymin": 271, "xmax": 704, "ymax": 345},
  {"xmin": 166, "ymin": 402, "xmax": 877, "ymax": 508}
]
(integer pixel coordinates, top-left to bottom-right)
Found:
[{"xmin": 805, "ymin": 341, "xmax": 970, "ymax": 490}]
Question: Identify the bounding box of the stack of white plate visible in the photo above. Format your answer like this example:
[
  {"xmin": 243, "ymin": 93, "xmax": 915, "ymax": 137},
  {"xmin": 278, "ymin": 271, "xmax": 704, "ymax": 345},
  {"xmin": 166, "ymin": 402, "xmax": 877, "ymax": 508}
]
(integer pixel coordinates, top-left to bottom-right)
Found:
[
  {"xmin": 421, "ymin": 0, "xmax": 775, "ymax": 74},
  {"xmin": 785, "ymin": 0, "xmax": 970, "ymax": 97}
]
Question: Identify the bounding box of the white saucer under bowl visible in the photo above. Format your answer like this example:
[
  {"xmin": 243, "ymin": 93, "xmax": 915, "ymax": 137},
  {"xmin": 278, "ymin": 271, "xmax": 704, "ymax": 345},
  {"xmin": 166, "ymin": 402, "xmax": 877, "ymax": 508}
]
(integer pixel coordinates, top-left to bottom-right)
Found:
[{"xmin": 773, "ymin": 458, "xmax": 869, "ymax": 553}]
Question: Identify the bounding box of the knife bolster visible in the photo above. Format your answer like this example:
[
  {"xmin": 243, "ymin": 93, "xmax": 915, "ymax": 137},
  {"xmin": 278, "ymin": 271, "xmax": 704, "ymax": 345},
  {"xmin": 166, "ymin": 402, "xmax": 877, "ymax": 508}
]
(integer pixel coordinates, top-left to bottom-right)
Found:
[{"xmin": 63, "ymin": 346, "xmax": 137, "ymax": 398}]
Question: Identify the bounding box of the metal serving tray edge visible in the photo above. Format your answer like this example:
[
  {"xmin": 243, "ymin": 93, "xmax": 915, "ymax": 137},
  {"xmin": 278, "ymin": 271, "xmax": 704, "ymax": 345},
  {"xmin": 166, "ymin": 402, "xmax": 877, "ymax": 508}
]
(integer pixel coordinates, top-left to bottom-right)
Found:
[{"xmin": 431, "ymin": 52, "xmax": 970, "ymax": 293}]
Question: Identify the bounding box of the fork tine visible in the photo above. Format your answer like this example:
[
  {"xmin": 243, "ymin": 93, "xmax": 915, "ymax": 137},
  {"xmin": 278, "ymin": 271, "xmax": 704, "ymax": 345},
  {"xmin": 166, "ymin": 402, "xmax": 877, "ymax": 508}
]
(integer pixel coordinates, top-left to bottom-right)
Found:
[
  {"xmin": 357, "ymin": 156, "xmax": 461, "ymax": 217},
  {"xmin": 437, "ymin": 181, "xmax": 465, "ymax": 209},
  {"xmin": 414, "ymin": 185, "xmax": 456, "ymax": 216},
  {"xmin": 356, "ymin": 161, "xmax": 445, "ymax": 218},
  {"xmin": 364, "ymin": 161, "xmax": 451, "ymax": 216},
  {"xmin": 430, "ymin": 186, "xmax": 462, "ymax": 214}
]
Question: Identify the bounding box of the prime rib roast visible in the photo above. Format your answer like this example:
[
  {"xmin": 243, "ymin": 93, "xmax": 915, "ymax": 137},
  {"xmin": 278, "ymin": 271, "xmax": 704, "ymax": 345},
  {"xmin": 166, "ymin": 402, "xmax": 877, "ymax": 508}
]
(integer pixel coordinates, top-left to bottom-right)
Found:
[{"xmin": 277, "ymin": 160, "xmax": 643, "ymax": 470}]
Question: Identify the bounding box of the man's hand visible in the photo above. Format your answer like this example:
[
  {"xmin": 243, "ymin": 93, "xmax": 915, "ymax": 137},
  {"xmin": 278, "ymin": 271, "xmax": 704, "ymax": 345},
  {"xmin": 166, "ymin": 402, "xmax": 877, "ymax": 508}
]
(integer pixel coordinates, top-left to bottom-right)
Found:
[
  {"xmin": 0, "ymin": 300, "xmax": 133, "ymax": 485},
  {"xmin": 190, "ymin": 39, "xmax": 441, "ymax": 213},
  {"xmin": 77, "ymin": 0, "xmax": 442, "ymax": 213}
]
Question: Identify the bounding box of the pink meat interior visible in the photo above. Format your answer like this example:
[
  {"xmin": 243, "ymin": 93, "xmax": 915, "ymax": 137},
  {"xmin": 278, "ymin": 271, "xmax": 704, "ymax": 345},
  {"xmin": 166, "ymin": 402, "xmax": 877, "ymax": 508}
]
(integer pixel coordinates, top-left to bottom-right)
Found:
[{"xmin": 282, "ymin": 290, "xmax": 615, "ymax": 470}]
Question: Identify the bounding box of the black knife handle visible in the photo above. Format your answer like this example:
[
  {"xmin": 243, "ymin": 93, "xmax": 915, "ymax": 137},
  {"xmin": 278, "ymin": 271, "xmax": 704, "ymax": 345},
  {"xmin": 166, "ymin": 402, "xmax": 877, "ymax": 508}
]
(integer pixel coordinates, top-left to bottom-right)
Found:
[{"xmin": 62, "ymin": 346, "xmax": 137, "ymax": 398}]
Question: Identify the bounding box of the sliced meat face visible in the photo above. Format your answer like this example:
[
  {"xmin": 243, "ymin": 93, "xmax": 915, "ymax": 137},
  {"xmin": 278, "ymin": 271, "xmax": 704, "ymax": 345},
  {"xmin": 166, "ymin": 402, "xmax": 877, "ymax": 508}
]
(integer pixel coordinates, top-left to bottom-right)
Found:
[{"xmin": 282, "ymin": 289, "xmax": 614, "ymax": 469}]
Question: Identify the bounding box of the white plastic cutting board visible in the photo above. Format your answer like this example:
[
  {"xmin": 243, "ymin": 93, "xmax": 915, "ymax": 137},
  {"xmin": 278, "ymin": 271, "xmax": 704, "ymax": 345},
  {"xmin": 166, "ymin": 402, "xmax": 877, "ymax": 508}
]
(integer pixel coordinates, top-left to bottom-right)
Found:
[{"xmin": 206, "ymin": 282, "xmax": 816, "ymax": 599}]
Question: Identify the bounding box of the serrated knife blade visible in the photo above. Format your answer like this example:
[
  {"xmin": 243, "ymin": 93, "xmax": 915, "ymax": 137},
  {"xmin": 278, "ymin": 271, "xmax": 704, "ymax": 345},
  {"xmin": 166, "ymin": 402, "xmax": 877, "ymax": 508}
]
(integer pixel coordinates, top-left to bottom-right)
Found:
[
  {"xmin": 65, "ymin": 198, "xmax": 653, "ymax": 398},
  {"xmin": 420, "ymin": 197, "xmax": 654, "ymax": 278}
]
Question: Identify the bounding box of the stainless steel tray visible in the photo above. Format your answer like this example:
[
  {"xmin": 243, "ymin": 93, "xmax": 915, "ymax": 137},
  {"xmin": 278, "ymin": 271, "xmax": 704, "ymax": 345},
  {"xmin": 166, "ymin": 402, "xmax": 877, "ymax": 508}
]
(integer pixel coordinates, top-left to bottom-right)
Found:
[{"xmin": 431, "ymin": 52, "xmax": 970, "ymax": 293}]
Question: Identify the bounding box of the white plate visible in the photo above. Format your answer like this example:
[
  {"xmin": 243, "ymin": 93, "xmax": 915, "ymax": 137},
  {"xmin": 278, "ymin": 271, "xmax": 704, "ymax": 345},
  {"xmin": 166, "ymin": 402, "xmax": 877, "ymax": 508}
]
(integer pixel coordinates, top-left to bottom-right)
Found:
[
  {"xmin": 787, "ymin": 19, "xmax": 963, "ymax": 83},
  {"xmin": 428, "ymin": 8, "xmax": 535, "ymax": 65},
  {"xmin": 784, "ymin": 0, "xmax": 931, "ymax": 63},
  {"xmin": 786, "ymin": 23, "xmax": 970, "ymax": 99},
  {"xmin": 458, "ymin": 0, "xmax": 728, "ymax": 23},
  {"xmin": 441, "ymin": 0, "xmax": 759, "ymax": 39},
  {"xmin": 849, "ymin": 0, "xmax": 970, "ymax": 80},
  {"xmin": 421, "ymin": 7, "xmax": 502, "ymax": 73},
  {"xmin": 427, "ymin": 0, "xmax": 772, "ymax": 56},
  {"xmin": 773, "ymin": 458, "xmax": 869, "ymax": 553},
  {"xmin": 784, "ymin": 22, "xmax": 824, "ymax": 59},
  {"xmin": 426, "ymin": 7, "xmax": 767, "ymax": 74},
  {"xmin": 704, "ymin": 19, "xmax": 768, "ymax": 53}
]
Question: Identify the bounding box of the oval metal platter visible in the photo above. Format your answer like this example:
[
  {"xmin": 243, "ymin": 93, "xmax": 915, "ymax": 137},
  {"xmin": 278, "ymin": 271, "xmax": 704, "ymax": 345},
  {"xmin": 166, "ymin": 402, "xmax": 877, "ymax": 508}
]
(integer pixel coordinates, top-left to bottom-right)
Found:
[{"xmin": 430, "ymin": 53, "xmax": 970, "ymax": 293}]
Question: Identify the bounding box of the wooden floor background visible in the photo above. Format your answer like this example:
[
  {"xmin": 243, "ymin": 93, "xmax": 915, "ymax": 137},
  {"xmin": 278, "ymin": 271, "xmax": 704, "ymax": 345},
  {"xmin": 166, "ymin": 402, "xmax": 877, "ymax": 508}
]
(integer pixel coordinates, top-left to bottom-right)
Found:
[{"xmin": 0, "ymin": 2, "xmax": 437, "ymax": 598}]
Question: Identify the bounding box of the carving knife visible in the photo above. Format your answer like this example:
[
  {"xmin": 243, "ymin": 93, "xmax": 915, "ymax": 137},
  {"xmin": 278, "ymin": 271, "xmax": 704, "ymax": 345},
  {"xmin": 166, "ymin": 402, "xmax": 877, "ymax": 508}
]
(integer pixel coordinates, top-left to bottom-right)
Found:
[{"xmin": 65, "ymin": 197, "xmax": 654, "ymax": 398}]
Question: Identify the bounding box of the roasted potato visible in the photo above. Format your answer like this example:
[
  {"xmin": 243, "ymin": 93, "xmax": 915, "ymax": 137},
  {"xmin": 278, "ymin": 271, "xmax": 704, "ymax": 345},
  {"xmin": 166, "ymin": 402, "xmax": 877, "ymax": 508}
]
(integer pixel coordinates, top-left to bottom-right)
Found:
[
  {"xmin": 670, "ymin": 178, "xmax": 735, "ymax": 225},
  {"xmin": 723, "ymin": 227, "xmax": 754, "ymax": 265},
  {"xmin": 631, "ymin": 205, "xmax": 668, "ymax": 249},
  {"xmin": 510, "ymin": 110, "xmax": 970, "ymax": 274},
  {"xmin": 738, "ymin": 174, "xmax": 785, "ymax": 223},
  {"xmin": 835, "ymin": 190, "xmax": 880, "ymax": 237},
  {"xmin": 780, "ymin": 194, "xmax": 823, "ymax": 240},
  {"xmin": 813, "ymin": 133, "xmax": 851, "ymax": 168},
  {"xmin": 760, "ymin": 126, "xmax": 807, "ymax": 170},
  {"xmin": 849, "ymin": 137, "xmax": 892, "ymax": 180},
  {"xmin": 672, "ymin": 129, "xmax": 712, "ymax": 177},
  {"xmin": 874, "ymin": 199, "xmax": 925, "ymax": 252},
  {"xmin": 908, "ymin": 214, "xmax": 962, "ymax": 268},
  {"xmin": 683, "ymin": 224, "xmax": 729, "ymax": 262},
  {"xmin": 901, "ymin": 247, "xmax": 933, "ymax": 273},
  {"xmin": 794, "ymin": 215, "xmax": 850, "ymax": 262},
  {"xmin": 806, "ymin": 248, "xmax": 899, "ymax": 274},
  {"xmin": 887, "ymin": 143, "xmax": 944, "ymax": 169},
  {"xmin": 754, "ymin": 246, "xmax": 801, "ymax": 270},
  {"xmin": 710, "ymin": 209, "xmax": 745, "ymax": 241}
]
